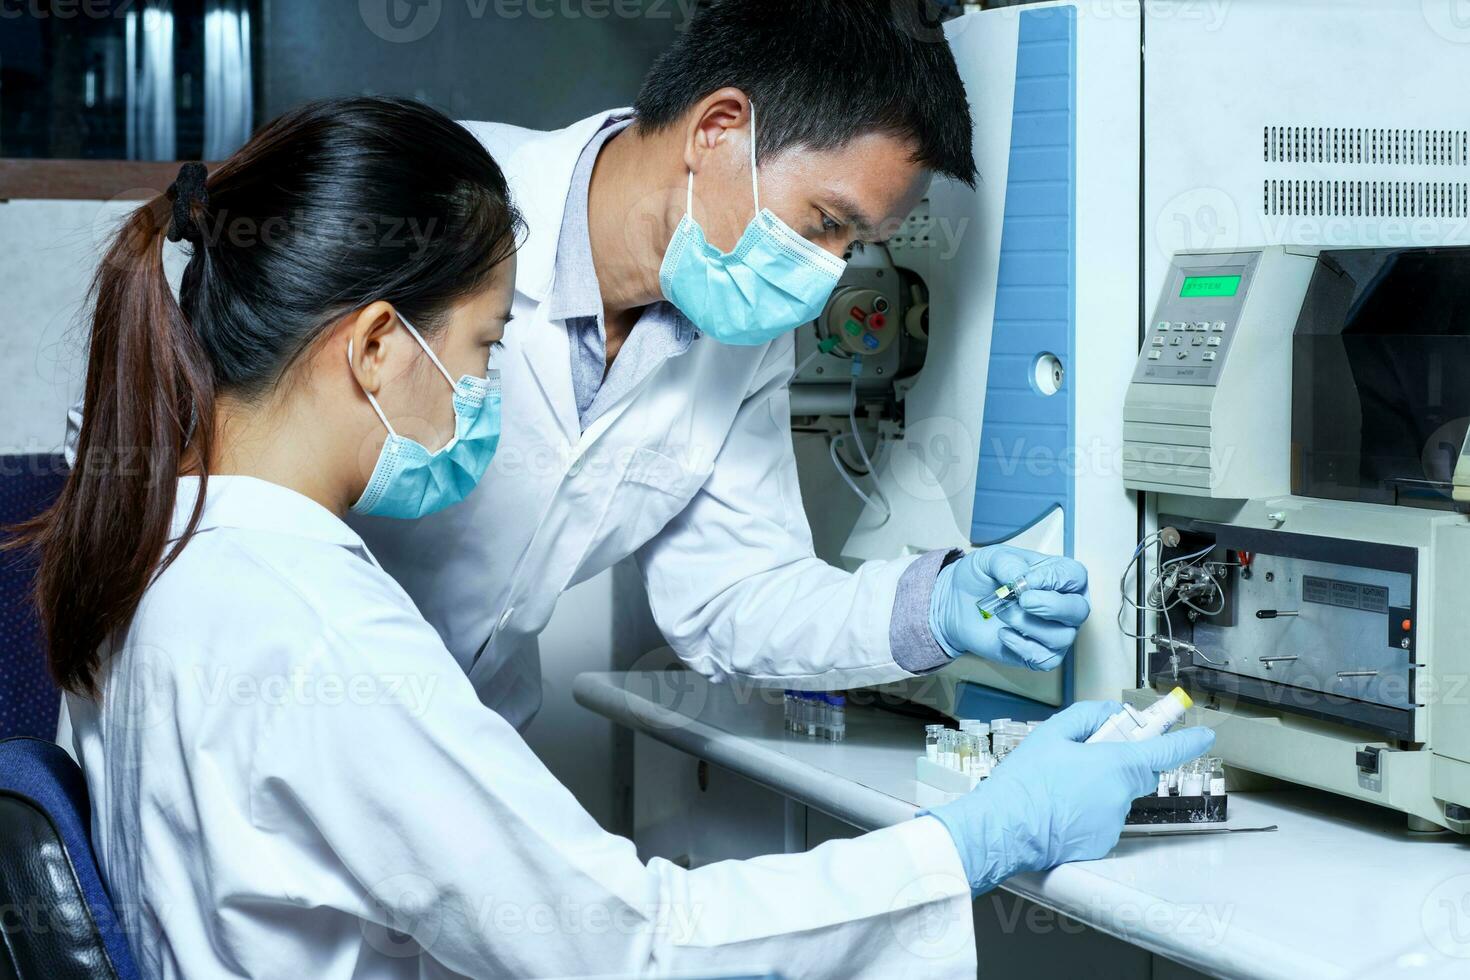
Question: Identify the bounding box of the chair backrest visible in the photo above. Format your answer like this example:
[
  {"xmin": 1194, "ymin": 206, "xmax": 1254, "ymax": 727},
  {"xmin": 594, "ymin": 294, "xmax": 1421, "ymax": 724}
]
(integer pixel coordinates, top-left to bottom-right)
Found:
[
  {"xmin": 0, "ymin": 737, "xmax": 141, "ymax": 980},
  {"xmin": 0, "ymin": 454, "xmax": 67, "ymax": 740}
]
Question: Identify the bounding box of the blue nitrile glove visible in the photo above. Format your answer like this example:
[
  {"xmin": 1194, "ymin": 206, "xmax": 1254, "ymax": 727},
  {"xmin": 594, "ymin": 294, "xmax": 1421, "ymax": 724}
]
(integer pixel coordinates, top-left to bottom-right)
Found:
[
  {"xmin": 925, "ymin": 701, "xmax": 1216, "ymax": 896},
  {"xmin": 929, "ymin": 546, "xmax": 1090, "ymax": 670}
]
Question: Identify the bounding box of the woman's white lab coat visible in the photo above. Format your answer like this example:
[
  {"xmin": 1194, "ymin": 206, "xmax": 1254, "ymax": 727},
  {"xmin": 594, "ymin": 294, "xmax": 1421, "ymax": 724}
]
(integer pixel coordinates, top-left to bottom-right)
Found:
[{"xmin": 65, "ymin": 476, "xmax": 974, "ymax": 979}]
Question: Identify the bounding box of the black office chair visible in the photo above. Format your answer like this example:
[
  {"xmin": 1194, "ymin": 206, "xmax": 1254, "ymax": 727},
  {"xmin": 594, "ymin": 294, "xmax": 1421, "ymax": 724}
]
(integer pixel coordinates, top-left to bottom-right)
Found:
[
  {"xmin": 0, "ymin": 737, "xmax": 141, "ymax": 980},
  {"xmin": 0, "ymin": 454, "xmax": 68, "ymax": 740}
]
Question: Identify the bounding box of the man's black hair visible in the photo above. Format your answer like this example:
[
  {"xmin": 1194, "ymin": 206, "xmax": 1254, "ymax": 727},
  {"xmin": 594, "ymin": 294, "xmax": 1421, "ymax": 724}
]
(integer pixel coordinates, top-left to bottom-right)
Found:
[{"xmin": 634, "ymin": 0, "xmax": 977, "ymax": 187}]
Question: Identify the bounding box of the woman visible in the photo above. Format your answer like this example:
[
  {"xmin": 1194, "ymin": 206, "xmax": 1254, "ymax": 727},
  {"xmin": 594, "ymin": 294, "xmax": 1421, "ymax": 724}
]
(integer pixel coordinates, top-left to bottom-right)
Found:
[{"xmin": 14, "ymin": 97, "xmax": 1209, "ymax": 978}]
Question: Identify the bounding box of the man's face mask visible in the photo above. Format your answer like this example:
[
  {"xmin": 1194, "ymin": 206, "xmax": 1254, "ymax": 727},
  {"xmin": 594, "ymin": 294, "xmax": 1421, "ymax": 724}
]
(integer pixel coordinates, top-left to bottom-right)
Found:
[{"xmin": 658, "ymin": 103, "xmax": 847, "ymax": 347}]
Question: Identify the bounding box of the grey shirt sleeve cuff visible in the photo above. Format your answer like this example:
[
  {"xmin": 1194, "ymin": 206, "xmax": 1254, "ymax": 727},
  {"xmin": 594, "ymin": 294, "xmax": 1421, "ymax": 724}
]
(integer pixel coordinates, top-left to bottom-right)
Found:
[{"xmin": 889, "ymin": 548, "xmax": 965, "ymax": 674}]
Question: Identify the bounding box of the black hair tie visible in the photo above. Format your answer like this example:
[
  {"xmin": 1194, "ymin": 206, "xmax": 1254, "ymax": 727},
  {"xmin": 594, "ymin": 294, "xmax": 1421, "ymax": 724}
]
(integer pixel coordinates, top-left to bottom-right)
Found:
[{"xmin": 166, "ymin": 162, "xmax": 210, "ymax": 245}]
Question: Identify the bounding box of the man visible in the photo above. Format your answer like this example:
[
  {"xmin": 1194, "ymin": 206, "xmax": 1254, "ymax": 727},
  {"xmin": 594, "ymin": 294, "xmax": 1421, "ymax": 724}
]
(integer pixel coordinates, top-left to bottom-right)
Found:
[{"xmin": 355, "ymin": 0, "xmax": 1092, "ymax": 729}]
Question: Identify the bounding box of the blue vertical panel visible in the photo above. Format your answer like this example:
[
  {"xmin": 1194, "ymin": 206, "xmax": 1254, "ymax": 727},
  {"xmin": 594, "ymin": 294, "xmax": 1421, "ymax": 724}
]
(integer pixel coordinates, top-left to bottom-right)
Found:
[{"xmin": 970, "ymin": 6, "xmax": 1076, "ymax": 554}]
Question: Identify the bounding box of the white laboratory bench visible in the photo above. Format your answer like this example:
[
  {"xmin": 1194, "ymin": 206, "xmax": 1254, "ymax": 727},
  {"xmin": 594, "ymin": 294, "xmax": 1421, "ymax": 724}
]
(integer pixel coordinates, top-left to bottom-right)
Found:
[{"xmin": 573, "ymin": 670, "xmax": 1470, "ymax": 980}]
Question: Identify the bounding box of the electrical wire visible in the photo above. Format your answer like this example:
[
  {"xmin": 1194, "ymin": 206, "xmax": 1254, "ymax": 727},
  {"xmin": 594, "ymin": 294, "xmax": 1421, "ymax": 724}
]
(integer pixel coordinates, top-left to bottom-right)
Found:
[{"xmin": 1116, "ymin": 534, "xmax": 1230, "ymax": 666}]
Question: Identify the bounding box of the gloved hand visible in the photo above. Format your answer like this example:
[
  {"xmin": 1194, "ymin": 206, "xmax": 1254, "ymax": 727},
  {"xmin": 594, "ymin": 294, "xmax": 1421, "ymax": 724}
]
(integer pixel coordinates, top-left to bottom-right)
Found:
[
  {"xmin": 929, "ymin": 546, "xmax": 1090, "ymax": 670},
  {"xmin": 925, "ymin": 701, "xmax": 1216, "ymax": 896}
]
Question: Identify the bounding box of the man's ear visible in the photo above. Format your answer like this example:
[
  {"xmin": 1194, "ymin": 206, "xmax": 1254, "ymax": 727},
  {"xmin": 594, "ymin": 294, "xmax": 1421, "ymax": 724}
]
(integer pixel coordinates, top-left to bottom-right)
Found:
[
  {"xmin": 344, "ymin": 301, "xmax": 401, "ymax": 397},
  {"xmin": 682, "ymin": 86, "xmax": 752, "ymax": 178}
]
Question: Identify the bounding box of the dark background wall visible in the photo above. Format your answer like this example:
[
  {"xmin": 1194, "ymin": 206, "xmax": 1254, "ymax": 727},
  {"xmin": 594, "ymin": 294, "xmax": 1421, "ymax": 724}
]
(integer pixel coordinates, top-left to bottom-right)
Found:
[{"xmin": 261, "ymin": 0, "xmax": 692, "ymax": 130}]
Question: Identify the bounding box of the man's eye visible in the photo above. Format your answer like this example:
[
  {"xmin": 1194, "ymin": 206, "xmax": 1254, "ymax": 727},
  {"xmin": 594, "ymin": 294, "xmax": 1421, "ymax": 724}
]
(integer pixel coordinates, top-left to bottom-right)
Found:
[{"xmin": 819, "ymin": 213, "xmax": 841, "ymax": 233}]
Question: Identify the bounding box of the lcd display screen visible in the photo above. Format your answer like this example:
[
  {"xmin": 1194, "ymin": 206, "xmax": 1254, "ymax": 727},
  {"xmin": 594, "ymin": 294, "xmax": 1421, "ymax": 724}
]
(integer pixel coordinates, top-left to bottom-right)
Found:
[{"xmin": 1179, "ymin": 275, "xmax": 1242, "ymax": 298}]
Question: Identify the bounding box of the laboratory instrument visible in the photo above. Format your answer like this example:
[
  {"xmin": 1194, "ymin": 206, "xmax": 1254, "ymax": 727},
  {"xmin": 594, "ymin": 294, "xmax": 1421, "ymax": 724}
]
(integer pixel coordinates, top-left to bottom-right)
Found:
[
  {"xmin": 813, "ymin": 0, "xmax": 1470, "ymax": 731},
  {"xmin": 1120, "ymin": 246, "xmax": 1470, "ymax": 834}
]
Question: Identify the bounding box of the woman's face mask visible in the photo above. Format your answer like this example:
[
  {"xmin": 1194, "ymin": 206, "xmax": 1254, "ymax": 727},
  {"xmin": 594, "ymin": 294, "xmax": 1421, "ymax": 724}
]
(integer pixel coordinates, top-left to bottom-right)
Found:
[
  {"xmin": 658, "ymin": 103, "xmax": 848, "ymax": 347},
  {"xmin": 348, "ymin": 314, "xmax": 501, "ymax": 519}
]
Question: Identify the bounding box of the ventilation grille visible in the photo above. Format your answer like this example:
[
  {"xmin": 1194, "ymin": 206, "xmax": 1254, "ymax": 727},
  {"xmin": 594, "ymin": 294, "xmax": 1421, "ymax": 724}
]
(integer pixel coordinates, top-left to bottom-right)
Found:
[
  {"xmin": 1264, "ymin": 126, "xmax": 1469, "ymax": 166},
  {"xmin": 1263, "ymin": 179, "xmax": 1470, "ymax": 218}
]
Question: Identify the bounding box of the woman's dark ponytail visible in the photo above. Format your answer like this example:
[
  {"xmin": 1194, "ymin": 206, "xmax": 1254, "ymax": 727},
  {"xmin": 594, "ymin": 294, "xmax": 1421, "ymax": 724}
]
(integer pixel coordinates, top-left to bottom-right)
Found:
[
  {"xmin": 7, "ymin": 96, "xmax": 521, "ymax": 696},
  {"xmin": 12, "ymin": 171, "xmax": 217, "ymax": 695}
]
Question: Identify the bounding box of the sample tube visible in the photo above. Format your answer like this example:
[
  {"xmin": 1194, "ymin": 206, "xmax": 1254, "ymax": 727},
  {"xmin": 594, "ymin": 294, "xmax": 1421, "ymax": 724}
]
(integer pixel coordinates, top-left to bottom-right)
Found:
[
  {"xmin": 942, "ymin": 730, "xmax": 960, "ymax": 771},
  {"xmin": 1180, "ymin": 760, "xmax": 1205, "ymax": 797},
  {"xmin": 992, "ymin": 731, "xmax": 1014, "ymax": 762},
  {"xmin": 1207, "ymin": 758, "xmax": 1226, "ymax": 796},
  {"xmin": 825, "ymin": 694, "xmax": 846, "ymax": 742},
  {"xmin": 925, "ymin": 724, "xmax": 944, "ymax": 761},
  {"xmin": 976, "ymin": 577, "xmax": 1030, "ymax": 620},
  {"xmin": 960, "ymin": 721, "xmax": 991, "ymax": 758},
  {"xmin": 1085, "ymin": 688, "xmax": 1193, "ymax": 745}
]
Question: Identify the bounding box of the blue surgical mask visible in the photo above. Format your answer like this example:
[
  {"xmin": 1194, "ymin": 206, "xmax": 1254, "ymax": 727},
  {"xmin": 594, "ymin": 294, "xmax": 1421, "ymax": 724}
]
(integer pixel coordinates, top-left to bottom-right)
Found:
[
  {"xmin": 349, "ymin": 315, "xmax": 501, "ymax": 519},
  {"xmin": 659, "ymin": 103, "xmax": 847, "ymax": 346}
]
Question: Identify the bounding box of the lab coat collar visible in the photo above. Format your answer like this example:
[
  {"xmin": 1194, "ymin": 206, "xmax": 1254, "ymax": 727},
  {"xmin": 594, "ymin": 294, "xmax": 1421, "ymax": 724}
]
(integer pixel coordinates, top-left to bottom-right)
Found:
[
  {"xmin": 170, "ymin": 476, "xmax": 367, "ymax": 551},
  {"xmin": 506, "ymin": 108, "xmax": 633, "ymax": 304}
]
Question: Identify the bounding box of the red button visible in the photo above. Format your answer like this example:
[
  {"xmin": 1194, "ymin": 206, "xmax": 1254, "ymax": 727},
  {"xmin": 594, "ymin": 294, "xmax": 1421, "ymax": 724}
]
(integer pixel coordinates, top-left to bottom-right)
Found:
[
  {"xmin": 1401, "ymin": 618, "xmax": 1412, "ymax": 632},
  {"xmin": 849, "ymin": 305, "xmax": 868, "ymax": 323},
  {"xmin": 868, "ymin": 313, "xmax": 887, "ymax": 331}
]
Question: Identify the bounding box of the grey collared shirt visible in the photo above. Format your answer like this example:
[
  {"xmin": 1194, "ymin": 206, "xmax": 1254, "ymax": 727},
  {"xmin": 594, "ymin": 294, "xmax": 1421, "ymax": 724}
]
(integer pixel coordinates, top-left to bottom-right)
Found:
[
  {"xmin": 548, "ymin": 116, "xmax": 694, "ymax": 430},
  {"xmin": 549, "ymin": 116, "xmax": 954, "ymax": 674}
]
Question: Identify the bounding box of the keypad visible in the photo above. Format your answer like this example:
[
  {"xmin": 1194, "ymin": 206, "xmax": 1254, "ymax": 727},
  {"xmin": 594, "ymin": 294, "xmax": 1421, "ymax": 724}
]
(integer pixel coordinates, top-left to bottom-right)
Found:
[{"xmin": 1138, "ymin": 319, "xmax": 1231, "ymax": 374}]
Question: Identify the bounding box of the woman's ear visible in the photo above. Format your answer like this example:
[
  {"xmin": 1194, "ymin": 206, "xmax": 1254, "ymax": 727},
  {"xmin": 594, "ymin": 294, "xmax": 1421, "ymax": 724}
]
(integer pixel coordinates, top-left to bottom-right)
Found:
[{"xmin": 345, "ymin": 301, "xmax": 400, "ymax": 396}]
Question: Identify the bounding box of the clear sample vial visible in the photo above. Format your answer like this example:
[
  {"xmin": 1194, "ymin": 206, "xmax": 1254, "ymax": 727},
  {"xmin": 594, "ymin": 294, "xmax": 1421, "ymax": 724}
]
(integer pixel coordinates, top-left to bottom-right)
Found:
[
  {"xmin": 976, "ymin": 577, "xmax": 1030, "ymax": 620},
  {"xmin": 825, "ymin": 694, "xmax": 846, "ymax": 742},
  {"xmin": 940, "ymin": 730, "xmax": 959, "ymax": 771},
  {"xmin": 1207, "ymin": 758, "xmax": 1226, "ymax": 796},
  {"xmin": 925, "ymin": 724, "xmax": 944, "ymax": 761},
  {"xmin": 1179, "ymin": 759, "xmax": 1205, "ymax": 797}
]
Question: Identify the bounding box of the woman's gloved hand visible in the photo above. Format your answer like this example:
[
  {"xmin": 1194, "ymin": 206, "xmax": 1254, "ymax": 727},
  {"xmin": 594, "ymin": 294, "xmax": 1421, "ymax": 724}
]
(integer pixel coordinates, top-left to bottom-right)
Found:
[
  {"xmin": 925, "ymin": 701, "xmax": 1216, "ymax": 896},
  {"xmin": 929, "ymin": 546, "xmax": 1090, "ymax": 670}
]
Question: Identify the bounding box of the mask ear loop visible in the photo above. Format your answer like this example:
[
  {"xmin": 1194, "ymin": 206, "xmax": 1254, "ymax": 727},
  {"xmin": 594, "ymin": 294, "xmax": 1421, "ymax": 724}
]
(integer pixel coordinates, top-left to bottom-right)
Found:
[
  {"xmin": 348, "ymin": 338, "xmax": 398, "ymax": 438},
  {"xmin": 748, "ymin": 100, "xmax": 760, "ymax": 214},
  {"xmin": 685, "ymin": 100, "xmax": 761, "ymax": 223},
  {"xmin": 396, "ymin": 313, "xmax": 457, "ymax": 389}
]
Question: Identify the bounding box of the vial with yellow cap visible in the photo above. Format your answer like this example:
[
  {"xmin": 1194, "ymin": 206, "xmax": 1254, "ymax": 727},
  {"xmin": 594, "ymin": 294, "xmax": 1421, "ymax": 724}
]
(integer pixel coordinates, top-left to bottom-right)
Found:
[
  {"xmin": 1085, "ymin": 688, "xmax": 1194, "ymax": 744},
  {"xmin": 976, "ymin": 577, "xmax": 1030, "ymax": 620}
]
